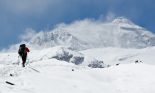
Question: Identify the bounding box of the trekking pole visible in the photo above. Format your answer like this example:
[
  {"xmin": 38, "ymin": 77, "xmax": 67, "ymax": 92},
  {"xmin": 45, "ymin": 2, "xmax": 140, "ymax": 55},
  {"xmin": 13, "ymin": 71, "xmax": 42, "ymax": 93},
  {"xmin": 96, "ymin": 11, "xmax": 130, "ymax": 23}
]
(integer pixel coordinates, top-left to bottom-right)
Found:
[
  {"xmin": 28, "ymin": 66, "xmax": 40, "ymax": 73},
  {"xmin": 17, "ymin": 56, "xmax": 20, "ymax": 65},
  {"xmin": 27, "ymin": 59, "xmax": 40, "ymax": 73},
  {"xmin": 26, "ymin": 54, "xmax": 30, "ymax": 65},
  {"xmin": 26, "ymin": 58, "xmax": 28, "ymax": 65}
]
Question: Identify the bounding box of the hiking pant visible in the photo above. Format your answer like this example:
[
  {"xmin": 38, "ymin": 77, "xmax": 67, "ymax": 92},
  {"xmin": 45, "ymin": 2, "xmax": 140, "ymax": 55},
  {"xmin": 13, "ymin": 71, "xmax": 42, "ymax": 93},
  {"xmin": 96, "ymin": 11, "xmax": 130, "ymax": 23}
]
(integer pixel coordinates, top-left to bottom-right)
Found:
[{"xmin": 21, "ymin": 54, "xmax": 27, "ymax": 67}]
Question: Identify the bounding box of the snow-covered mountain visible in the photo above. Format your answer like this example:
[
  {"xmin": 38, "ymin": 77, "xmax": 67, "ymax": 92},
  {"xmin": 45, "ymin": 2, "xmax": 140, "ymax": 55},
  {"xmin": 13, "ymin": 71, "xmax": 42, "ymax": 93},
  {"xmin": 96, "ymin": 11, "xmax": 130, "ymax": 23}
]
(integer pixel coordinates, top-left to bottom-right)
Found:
[
  {"xmin": 1, "ymin": 17, "xmax": 155, "ymax": 93},
  {"xmin": 26, "ymin": 17, "xmax": 155, "ymax": 50}
]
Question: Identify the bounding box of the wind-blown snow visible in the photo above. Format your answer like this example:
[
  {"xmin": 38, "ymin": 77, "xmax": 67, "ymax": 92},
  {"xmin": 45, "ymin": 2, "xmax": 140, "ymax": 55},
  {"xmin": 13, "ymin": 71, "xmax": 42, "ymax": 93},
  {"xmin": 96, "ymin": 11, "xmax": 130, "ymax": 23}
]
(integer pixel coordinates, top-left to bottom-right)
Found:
[{"xmin": 19, "ymin": 17, "xmax": 155, "ymax": 50}]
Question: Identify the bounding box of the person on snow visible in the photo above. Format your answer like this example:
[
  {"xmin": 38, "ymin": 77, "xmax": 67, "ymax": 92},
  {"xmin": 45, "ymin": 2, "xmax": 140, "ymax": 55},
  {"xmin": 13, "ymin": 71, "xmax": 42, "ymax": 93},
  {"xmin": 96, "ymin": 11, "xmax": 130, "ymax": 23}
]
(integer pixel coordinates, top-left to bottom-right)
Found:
[{"xmin": 18, "ymin": 44, "xmax": 30, "ymax": 67}]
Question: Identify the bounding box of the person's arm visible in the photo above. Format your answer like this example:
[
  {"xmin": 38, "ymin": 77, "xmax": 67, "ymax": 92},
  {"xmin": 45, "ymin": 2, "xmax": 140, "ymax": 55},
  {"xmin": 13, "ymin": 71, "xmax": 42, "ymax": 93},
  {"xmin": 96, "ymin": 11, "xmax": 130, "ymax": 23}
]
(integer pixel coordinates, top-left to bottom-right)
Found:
[{"xmin": 26, "ymin": 47, "xmax": 30, "ymax": 52}]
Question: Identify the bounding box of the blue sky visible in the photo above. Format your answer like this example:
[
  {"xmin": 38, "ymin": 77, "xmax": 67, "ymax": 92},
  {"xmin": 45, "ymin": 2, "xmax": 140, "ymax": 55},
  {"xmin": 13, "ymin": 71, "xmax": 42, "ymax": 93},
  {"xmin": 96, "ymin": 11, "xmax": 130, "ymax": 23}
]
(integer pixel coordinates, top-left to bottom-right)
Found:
[{"xmin": 0, "ymin": 0, "xmax": 155, "ymax": 49}]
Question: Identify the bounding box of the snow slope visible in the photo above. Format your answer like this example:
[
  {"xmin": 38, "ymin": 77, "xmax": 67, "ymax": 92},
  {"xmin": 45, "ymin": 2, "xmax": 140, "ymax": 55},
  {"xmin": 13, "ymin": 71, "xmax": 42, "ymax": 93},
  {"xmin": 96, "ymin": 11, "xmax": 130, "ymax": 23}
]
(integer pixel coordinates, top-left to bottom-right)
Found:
[
  {"xmin": 81, "ymin": 47, "xmax": 155, "ymax": 65},
  {"xmin": 1, "ymin": 62, "xmax": 155, "ymax": 93},
  {"xmin": 0, "ymin": 47, "xmax": 155, "ymax": 93}
]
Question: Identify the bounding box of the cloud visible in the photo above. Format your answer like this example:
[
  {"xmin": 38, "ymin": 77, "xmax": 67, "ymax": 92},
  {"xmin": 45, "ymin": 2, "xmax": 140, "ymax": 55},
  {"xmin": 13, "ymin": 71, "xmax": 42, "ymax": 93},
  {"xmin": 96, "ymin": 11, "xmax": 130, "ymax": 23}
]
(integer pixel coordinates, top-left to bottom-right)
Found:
[
  {"xmin": 2, "ymin": 0, "xmax": 57, "ymax": 15},
  {"xmin": 19, "ymin": 11, "xmax": 118, "ymax": 42},
  {"xmin": 105, "ymin": 12, "xmax": 116, "ymax": 22},
  {"xmin": 0, "ymin": 0, "xmax": 119, "ymax": 16},
  {"xmin": 98, "ymin": 11, "xmax": 117, "ymax": 22},
  {"xmin": 0, "ymin": 0, "xmax": 139, "ymax": 18},
  {"xmin": 19, "ymin": 28, "xmax": 37, "ymax": 41}
]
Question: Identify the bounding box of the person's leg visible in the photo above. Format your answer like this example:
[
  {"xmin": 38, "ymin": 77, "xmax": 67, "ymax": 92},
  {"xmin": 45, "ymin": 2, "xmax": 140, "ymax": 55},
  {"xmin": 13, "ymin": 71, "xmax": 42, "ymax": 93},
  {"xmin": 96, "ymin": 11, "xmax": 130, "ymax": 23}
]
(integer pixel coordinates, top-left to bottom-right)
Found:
[{"xmin": 22, "ymin": 55, "xmax": 27, "ymax": 67}]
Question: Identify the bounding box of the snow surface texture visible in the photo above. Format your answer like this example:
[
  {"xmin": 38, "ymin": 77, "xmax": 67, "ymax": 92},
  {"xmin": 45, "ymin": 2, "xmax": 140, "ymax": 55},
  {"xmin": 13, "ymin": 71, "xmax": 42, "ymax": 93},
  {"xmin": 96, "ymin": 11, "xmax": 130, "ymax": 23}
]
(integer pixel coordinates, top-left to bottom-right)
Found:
[
  {"xmin": 1, "ymin": 47, "xmax": 155, "ymax": 93},
  {"xmin": 16, "ymin": 17, "xmax": 155, "ymax": 50}
]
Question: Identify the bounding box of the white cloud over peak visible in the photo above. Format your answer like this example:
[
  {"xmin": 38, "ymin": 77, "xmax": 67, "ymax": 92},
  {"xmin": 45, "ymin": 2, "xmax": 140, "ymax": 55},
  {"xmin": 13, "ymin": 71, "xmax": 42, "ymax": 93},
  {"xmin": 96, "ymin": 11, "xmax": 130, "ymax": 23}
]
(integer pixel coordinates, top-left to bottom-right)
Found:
[
  {"xmin": 105, "ymin": 12, "xmax": 116, "ymax": 22},
  {"xmin": 19, "ymin": 28, "xmax": 37, "ymax": 41},
  {"xmin": 98, "ymin": 11, "xmax": 116, "ymax": 22}
]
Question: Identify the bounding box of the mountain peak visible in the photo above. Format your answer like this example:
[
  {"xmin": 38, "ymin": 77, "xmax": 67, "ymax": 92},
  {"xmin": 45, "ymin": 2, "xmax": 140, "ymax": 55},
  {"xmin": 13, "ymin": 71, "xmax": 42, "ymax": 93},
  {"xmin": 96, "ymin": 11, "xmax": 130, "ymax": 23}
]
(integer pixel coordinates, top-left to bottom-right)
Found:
[{"xmin": 112, "ymin": 17, "xmax": 134, "ymax": 25}]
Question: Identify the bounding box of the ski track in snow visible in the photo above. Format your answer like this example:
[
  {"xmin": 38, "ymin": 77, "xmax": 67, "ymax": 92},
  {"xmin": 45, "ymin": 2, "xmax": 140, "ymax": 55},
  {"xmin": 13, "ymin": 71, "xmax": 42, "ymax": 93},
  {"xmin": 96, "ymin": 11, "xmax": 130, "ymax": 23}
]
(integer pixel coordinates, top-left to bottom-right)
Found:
[{"xmin": 0, "ymin": 47, "xmax": 155, "ymax": 93}]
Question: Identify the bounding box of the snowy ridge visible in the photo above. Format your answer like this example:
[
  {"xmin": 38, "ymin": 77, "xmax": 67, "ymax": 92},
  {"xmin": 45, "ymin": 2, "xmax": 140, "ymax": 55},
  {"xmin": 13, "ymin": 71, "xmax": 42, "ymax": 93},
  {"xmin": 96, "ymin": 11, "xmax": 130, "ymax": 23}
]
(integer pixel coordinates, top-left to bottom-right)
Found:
[
  {"xmin": 23, "ymin": 17, "xmax": 155, "ymax": 50},
  {"xmin": 112, "ymin": 17, "xmax": 140, "ymax": 28},
  {"xmin": 29, "ymin": 30, "xmax": 89, "ymax": 50},
  {"xmin": 2, "ymin": 46, "xmax": 155, "ymax": 67}
]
